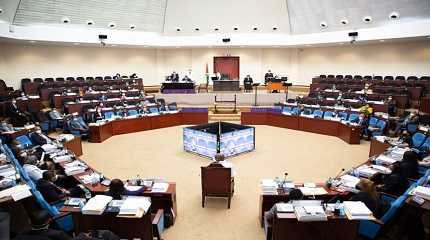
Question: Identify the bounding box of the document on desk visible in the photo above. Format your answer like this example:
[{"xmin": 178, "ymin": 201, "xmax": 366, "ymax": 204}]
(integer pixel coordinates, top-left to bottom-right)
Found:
[
  {"xmin": 294, "ymin": 206, "xmax": 327, "ymax": 222},
  {"xmin": 411, "ymin": 186, "xmax": 430, "ymax": 200},
  {"xmin": 82, "ymin": 195, "xmax": 112, "ymax": 215},
  {"xmin": 376, "ymin": 155, "xmax": 397, "ymax": 165},
  {"xmin": 0, "ymin": 185, "xmax": 32, "ymax": 201},
  {"xmin": 343, "ymin": 201, "xmax": 374, "ymax": 220},
  {"xmin": 276, "ymin": 203, "xmax": 294, "ymax": 213},
  {"xmin": 151, "ymin": 182, "xmax": 169, "ymax": 193},
  {"xmin": 118, "ymin": 196, "xmax": 151, "ymax": 218},
  {"xmin": 298, "ymin": 187, "xmax": 327, "ymax": 196}
]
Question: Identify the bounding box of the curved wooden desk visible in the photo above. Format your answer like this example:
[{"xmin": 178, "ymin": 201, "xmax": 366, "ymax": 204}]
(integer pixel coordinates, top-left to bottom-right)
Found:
[
  {"xmin": 89, "ymin": 112, "xmax": 208, "ymax": 143},
  {"xmin": 241, "ymin": 112, "xmax": 361, "ymax": 144}
]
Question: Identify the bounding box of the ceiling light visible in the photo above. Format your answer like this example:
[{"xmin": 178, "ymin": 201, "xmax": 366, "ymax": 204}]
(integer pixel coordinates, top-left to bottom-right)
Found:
[
  {"xmin": 340, "ymin": 19, "xmax": 349, "ymax": 25},
  {"xmin": 214, "ymin": 27, "xmax": 219, "ymax": 31},
  {"xmin": 272, "ymin": 26, "xmax": 278, "ymax": 31},
  {"xmin": 0, "ymin": 8, "xmax": 3, "ymax": 14},
  {"xmin": 108, "ymin": 22, "xmax": 116, "ymax": 28},
  {"xmin": 61, "ymin": 17, "xmax": 70, "ymax": 24},
  {"xmin": 389, "ymin": 12, "xmax": 400, "ymax": 20},
  {"xmin": 86, "ymin": 19, "xmax": 94, "ymax": 26},
  {"xmin": 194, "ymin": 27, "xmax": 200, "ymax": 31},
  {"xmin": 320, "ymin": 21, "xmax": 328, "ymax": 29},
  {"xmin": 252, "ymin": 27, "xmax": 258, "ymax": 31},
  {"xmin": 363, "ymin": 16, "xmax": 373, "ymax": 23},
  {"xmin": 129, "ymin": 24, "xmax": 136, "ymax": 30},
  {"xmin": 176, "ymin": 27, "xmax": 181, "ymax": 32},
  {"xmin": 233, "ymin": 27, "xmax": 239, "ymax": 31}
]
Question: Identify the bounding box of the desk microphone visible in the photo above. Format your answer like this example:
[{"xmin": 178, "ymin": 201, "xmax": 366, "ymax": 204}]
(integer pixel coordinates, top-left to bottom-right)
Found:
[
  {"xmin": 334, "ymin": 168, "xmax": 346, "ymax": 179},
  {"xmin": 282, "ymin": 172, "xmax": 288, "ymax": 186},
  {"xmin": 327, "ymin": 168, "xmax": 345, "ymax": 188}
]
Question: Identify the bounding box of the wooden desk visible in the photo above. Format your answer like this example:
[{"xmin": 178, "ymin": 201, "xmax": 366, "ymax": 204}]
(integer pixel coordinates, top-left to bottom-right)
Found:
[
  {"xmin": 273, "ymin": 213, "xmax": 358, "ymax": 240},
  {"xmin": 60, "ymin": 205, "xmax": 153, "ymax": 240},
  {"xmin": 242, "ymin": 112, "xmax": 361, "ymax": 144},
  {"xmin": 259, "ymin": 184, "xmax": 349, "ymax": 226},
  {"xmin": 369, "ymin": 139, "xmax": 390, "ymax": 157},
  {"xmin": 90, "ymin": 112, "xmax": 208, "ymax": 143},
  {"xmin": 63, "ymin": 136, "xmax": 83, "ymax": 156},
  {"xmin": 53, "ymin": 94, "xmax": 78, "ymax": 108}
]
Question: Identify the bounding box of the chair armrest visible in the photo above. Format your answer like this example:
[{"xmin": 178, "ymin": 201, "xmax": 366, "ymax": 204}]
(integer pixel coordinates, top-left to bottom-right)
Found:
[
  {"xmin": 52, "ymin": 211, "xmax": 71, "ymax": 221},
  {"xmin": 151, "ymin": 209, "xmax": 164, "ymax": 225}
]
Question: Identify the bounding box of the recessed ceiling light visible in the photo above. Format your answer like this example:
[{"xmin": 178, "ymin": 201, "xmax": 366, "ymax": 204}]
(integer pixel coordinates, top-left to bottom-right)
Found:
[
  {"xmin": 363, "ymin": 16, "xmax": 373, "ymax": 23},
  {"xmin": 194, "ymin": 27, "xmax": 200, "ymax": 31},
  {"xmin": 176, "ymin": 27, "xmax": 181, "ymax": 32},
  {"xmin": 108, "ymin": 22, "xmax": 116, "ymax": 28},
  {"xmin": 233, "ymin": 27, "xmax": 239, "ymax": 31},
  {"xmin": 129, "ymin": 24, "xmax": 136, "ymax": 30},
  {"xmin": 0, "ymin": 8, "xmax": 3, "ymax": 14},
  {"xmin": 252, "ymin": 27, "xmax": 258, "ymax": 31},
  {"xmin": 86, "ymin": 19, "xmax": 94, "ymax": 26},
  {"xmin": 272, "ymin": 26, "xmax": 278, "ymax": 31},
  {"xmin": 320, "ymin": 21, "xmax": 328, "ymax": 29},
  {"xmin": 61, "ymin": 17, "xmax": 70, "ymax": 24},
  {"xmin": 340, "ymin": 19, "xmax": 349, "ymax": 25},
  {"xmin": 389, "ymin": 12, "xmax": 400, "ymax": 20},
  {"xmin": 214, "ymin": 27, "xmax": 219, "ymax": 31}
]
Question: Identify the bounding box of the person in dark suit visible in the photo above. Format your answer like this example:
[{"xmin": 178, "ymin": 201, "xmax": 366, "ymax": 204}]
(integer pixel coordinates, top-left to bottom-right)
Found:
[
  {"xmin": 94, "ymin": 103, "xmax": 104, "ymax": 122},
  {"xmin": 7, "ymin": 98, "xmax": 31, "ymax": 127},
  {"xmin": 106, "ymin": 178, "xmax": 145, "ymax": 200},
  {"xmin": 182, "ymin": 75, "xmax": 192, "ymax": 82},
  {"xmin": 170, "ymin": 72, "xmax": 179, "ymax": 82},
  {"xmin": 264, "ymin": 70, "xmax": 274, "ymax": 84},
  {"xmin": 69, "ymin": 113, "xmax": 89, "ymax": 134},
  {"xmin": 30, "ymin": 127, "xmax": 52, "ymax": 146},
  {"xmin": 36, "ymin": 170, "xmax": 68, "ymax": 203},
  {"xmin": 243, "ymin": 75, "xmax": 253, "ymax": 93},
  {"xmin": 400, "ymin": 151, "xmax": 420, "ymax": 179},
  {"xmin": 377, "ymin": 162, "xmax": 409, "ymax": 196}
]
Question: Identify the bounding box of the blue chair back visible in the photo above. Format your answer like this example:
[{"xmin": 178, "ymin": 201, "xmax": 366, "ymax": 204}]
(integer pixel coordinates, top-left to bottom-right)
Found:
[
  {"xmin": 338, "ymin": 112, "xmax": 348, "ymax": 120},
  {"xmin": 149, "ymin": 107, "xmax": 160, "ymax": 114},
  {"xmin": 168, "ymin": 104, "xmax": 178, "ymax": 111},
  {"xmin": 104, "ymin": 111, "xmax": 115, "ymax": 119},
  {"xmin": 15, "ymin": 135, "xmax": 33, "ymax": 149},
  {"xmin": 412, "ymin": 132, "xmax": 426, "ymax": 148},
  {"xmin": 282, "ymin": 106, "xmax": 292, "ymax": 114},
  {"xmin": 420, "ymin": 137, "xmax": 430, "ymax": 152},
  {"xmin": 127, "ymin": 109, "xmax": 138, "ymax": 116},
  {"xmin": 291, "ymin": 107, "xmax": 300, "ymax": 115},
  {"xmin": 323, "ymin": 111, "xmax": 334, "ymax": 119},
  {"xmin": 348, "ymin": 113, "xmax": 359, "ymax": 122},
  {"xmin": 406, "ymin": 123, "xmax": 418, "ymax": 134},
  {"xmin": 313, "ymin": 110, "xmax": 323, "ymax": 118},
  {"xmin": 369, "ymin": 117, "xmax": 378, "ymax": 127}
]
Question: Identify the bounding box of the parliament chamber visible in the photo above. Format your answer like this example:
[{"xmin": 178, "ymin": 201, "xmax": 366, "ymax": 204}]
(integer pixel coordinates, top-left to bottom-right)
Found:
[{"xmin": 1, "ymin": 0, "xmax": 430, "ymax": 240}]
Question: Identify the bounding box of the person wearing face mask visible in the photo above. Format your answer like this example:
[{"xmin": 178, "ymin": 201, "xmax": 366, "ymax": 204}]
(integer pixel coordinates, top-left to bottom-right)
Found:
[
  {"xmin": 94, "ymin": 103, "xmax": 104, "ymax": 121},
  {"xmin": 7, "ymin": 98, "xmax": 31, "ymax": 127},
  {"xmin": 29, "ymin": 127, "xmax": 53, "ymax": 146},
  {"xmin": 0, "ymin": 120, "xmax": 14, "ymax": 133},
  {"xmin": 36, "ymin": 170, "xmax": 85, "ymax": 203},
  {"xmin": 69, "ymin": 113, "xmax": 89, "ymax": 135},
  {"xmin": 395, "ymin": 111, "xmax": 419, "ymax": 135},
  {"xmin": 19, "ymin": 151, "xmax": 45, "ymax": 181}
]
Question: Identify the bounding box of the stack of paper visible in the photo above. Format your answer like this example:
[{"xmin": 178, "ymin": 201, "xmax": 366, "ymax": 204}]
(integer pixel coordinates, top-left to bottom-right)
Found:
[
  {"xmin": 375, "ymin": 155, "xmax": 397, "ymax": 165},
  {"xmin": 0, "ymin": 184, "xmax": 32, "ymax": 201},
  {"xmin": 339, "ymin": 175, "xmax": 361, "ymax": 189},
  {"xmin": 276, "ymin": 203, "xmax": 294, "ymax": 213},
  {"xmin": 118, "ymin": 196, "xmax": 151, "ymax": 218},
  {"xmin": 343, "ymin": 201, "xmax": 373, "ymax": 220},
  {"xmin": 412, "ymin": 186, "xmax": 430, "ymax": 200},
  {"xmin": 52, "ymin": 155, "xmax": 73, "ymax": 163},
  {"xmin": 294, "ymin": 205, "xmax": 327, "ymax": 222},
  {"xmin": 260, "ymin": 179, "xmax": 278, "ymax": 194},
  {"xmin": 371, "ymin": 165, "xmax": 392, "ymax": 174},
  {"xmin": 64, "ymin": 161, "xmax": 87, "ymax": 176},
  {"xmin": 0, "ymin": 164, "xmax": 16, "ymax": 178},
  {"xmin": 151, "ymin": 182, "xmax": 169, "ymax": 193},
  {"xmin": 298, "ymin": 187, "xmax": 328, "ymax": 196},
  {"xmin": 356, "ymin": 166, "xmax": 379, "ymax": 178},
  {"xmin": 82, "ymin": 195, "xmax": 112, "ymax": 215}
]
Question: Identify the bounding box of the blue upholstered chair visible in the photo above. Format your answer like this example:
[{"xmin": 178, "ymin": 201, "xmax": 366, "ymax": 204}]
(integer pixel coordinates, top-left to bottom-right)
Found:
[
  {"xmin": 103, "ymin": 111, "xmax": 115, "ymax": 119},
  {"xmin": 412, "ymin": 132, "xmax": 426, "ymax": 149},
  {"xmin": 313, "ymin": 109, "xmax": 324, "ymax": 118},
  {"xmin": 291, "ymin": 107, "xmax": 300, "ymax": 115},
  {"xmin": 348, "ymin": 113, "xmax": 359, "ymax": 123},
  {"xmin": 15, "ymin": 135, "xmax": 33, "ymax": 149},
  {"xmin": 420, "ymin": 137, "xmax": 430, "ymax": 152},
  {"xmin": 371, "ymin": 120, "xmax": 387, "ymax": 137},
  {"xmin": 323, "ymin": 111, "xmax": 334, "ymax": 119},
  {"xmin": 338, "ymin": 112, "xmax": 348, "ymax": 121},
  {"xmin": 282, "ymin": 106, "xmax": 292, "ymax": 114},
  {"xmin": 127, "ymin": 109, "xmax": 138, "ymax": 116},
  {"xmin": 368, "ymin": 117, "xmax": 379, "ymax": 128},
  {"xmin": 406, "ymin": 123, "xmax": 418, "ymax": 134},
  {"xmin": 149, "ymin": 107, "xmax": 160, "ymax": 114}
]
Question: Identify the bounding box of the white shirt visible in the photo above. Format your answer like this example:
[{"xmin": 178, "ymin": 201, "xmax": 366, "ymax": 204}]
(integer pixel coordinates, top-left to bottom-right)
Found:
[{"xmin": 23, "ymin": 164, "xmax": 45, "ymax": 181}]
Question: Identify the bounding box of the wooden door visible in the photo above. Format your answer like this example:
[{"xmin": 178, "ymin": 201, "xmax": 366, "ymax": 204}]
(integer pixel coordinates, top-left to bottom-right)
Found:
[{"xmin": 213, "ymin": 56, "xmax": 240, "ymax": 80}]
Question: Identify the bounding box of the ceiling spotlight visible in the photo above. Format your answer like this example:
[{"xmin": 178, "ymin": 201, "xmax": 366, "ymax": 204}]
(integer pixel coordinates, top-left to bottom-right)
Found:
[
  {"xmin": 389, "ymin": 12, "xmax": 400, "ymax": 20},
  {"xmin": 233, "ymin": 27, "xmax": 239, "ymax": 31},
  {"xmin": 86, "ymin": 19, "xmax": 94, "ymax": 26},
  {"xmin": 320, "ymin": 21, "xmax": 328, "ymax": 28},
  {"xmin": 252, "ymin": 27, "xmax": 258, "ymax": 31},
  {"xmin": 129, "ymin": 24, "xmax": 136, "ymax": 30},
  {"xmin": 0, "ymin": 8, "xmax": 3, "ymax": 14},
  {"xmin": 61, "ymin": 17, "xmax": 70, "ymax": 24},
  {"xmin": 272, "ymin": 26, "xmax": 278, "ymax": 31},
  {"xmin": 194, "ymin": 27, "xmax": 200, "ymax": 31},
  {"xmin": 363, "ymin": 16, "xmax": 373, "ymax": 23},
  {"xmin": 340, "ymin": 19, "xmax": 349, "ymax": 25},
  {"xmin": 214, "ymin": 27, "xmax": 219, "ymax": 31},
  {"xmin": 108, "ymin": 22, "xmax": 116, "ymax": 28},
  {"xmin": 176, "ymin": 27, "xmax": 181, "ymax": 32}
]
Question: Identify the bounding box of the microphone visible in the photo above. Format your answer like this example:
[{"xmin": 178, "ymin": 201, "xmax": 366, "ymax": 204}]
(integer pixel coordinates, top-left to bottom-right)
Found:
[
  {"xmin": 327, "ymin": 168, "xmax": 345, "ymax": 188},
  {"xmin": 282, "ymin": 172, "xmax": 288, "ymax": 186},
  {"xmin": 334, "ymin": 168, "xmax": 346, "ymax": 179}
]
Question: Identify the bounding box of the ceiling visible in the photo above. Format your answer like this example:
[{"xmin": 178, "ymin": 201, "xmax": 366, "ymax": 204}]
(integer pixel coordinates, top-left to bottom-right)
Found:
[{"xmin": 0, "ymin": 0, "xmax": 429, "ymax": 35}]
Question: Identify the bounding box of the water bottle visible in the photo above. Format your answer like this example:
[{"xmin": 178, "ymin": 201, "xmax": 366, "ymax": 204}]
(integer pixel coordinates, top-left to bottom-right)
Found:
[
  {"xmin": 334, "ymin": 200, "xmax": 341, "ymax": 216},
  {"xmin": 83, "ymin": 187, "xmax": 92, "ymax": 199}
]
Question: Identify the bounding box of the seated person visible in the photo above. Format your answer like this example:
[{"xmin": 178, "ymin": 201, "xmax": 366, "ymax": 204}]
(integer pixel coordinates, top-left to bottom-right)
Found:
[
  {"xmin": 30, "ymin": 127, "xmax": 53, "ymax": 146},
  {"xmin": 69, "ymin": 113, "xmax": 89, "ymax": 135},
  {"xmin": 376, "ymin": 162, "xmax": 409, "ymax": 196},
  {"xmin": 7, "ymin": 98, "xmax": 31, "ymax": 127},
  {"xmin": 264, "ymin": 70, "xmax": 274, "ymax": 84},
  {"xmin": 400, "ymin": 151, "xmax": 420, "ymax": 179},
  {"xmin": 48, "ymin": 108, "xmax": 63, "ymax": 121},
  {"xmin": 395, "ymin": 111, "xmax": 419, "ymax": 135},
  {"xmin": 36, "ymin": 170, "xmax": 83, "ymax": 203},
  {"xmin": 208, "ymin": 153, "xmax": 236, "ymax": 177},
  {"xmin": 385, "ymin": 96, "xmax": 397, "ymax": 116},
  {"xmin": 264, "ymin": 188, "xmax": 303, "ymax": 226},
  {"xmin": 349, "ymin": 179, "xmax": 382, "ymax": 218},
  {"xmin": 243, "ymin": 75, "xmax": 253, "ymax": 92},
  {"xmin": 105, "ymin": 178, "xmax": 145, "ymax": 200},
  {"xmin": 359, "ymin": 104, "xmax": 373, "ymax": 116},
  {"xmin": 170, "ymin": 71, "xmax": 179, "ymax": 82},
  {"xmin": 19, "ymin": 151, "xmax": 45, "ymax": 181},
  {"xmin": 397, "ymin": 130, "xmax": 412, "ymax": 148},
  {"xmin": 182, "ymin": 75, "xmax": 192, "ymax": 82},
  {"xmin": 94, "ymin": 103, "xmax": 104, "ymax": 121}
]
